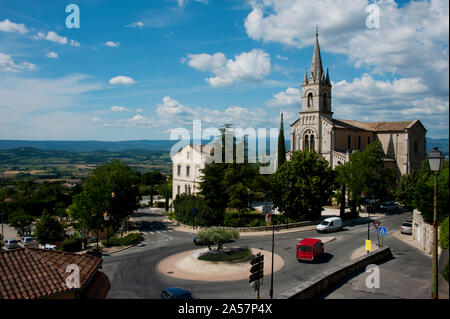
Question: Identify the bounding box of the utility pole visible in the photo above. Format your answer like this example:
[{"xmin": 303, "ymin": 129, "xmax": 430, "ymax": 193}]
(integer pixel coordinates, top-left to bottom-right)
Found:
[{"xmin": 270, "ymin": 224, "xmax": 275, "ymax": 299}]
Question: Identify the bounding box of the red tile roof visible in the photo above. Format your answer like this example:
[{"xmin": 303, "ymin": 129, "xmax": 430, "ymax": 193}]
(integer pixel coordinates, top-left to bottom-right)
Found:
[{"xmin": 0, "ymin": 248, "xmax": 103, "ymax": 299}]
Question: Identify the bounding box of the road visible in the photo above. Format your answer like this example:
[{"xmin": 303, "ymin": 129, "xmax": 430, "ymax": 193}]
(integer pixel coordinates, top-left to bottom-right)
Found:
[{"xmin": 102, "ymin": 207, "xmax": 431, "ymax": 299}]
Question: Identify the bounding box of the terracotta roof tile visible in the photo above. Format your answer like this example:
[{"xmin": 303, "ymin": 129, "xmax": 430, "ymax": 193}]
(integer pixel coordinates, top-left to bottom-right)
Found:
[
  {"xmin": 0, "ymin": 248, "xmax": 102, "ymax": 299},
  {"xmin": 333, "ymin": 119, "xmax": 415, "ymax": 132}
]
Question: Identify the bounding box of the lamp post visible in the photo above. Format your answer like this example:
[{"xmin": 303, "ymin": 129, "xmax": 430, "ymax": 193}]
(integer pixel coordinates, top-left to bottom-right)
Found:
[
  {"xmin": 427, "ymin": 146, "xmax": 444, "ymax": 299},
  {"xmin": 103, "ymin": 212, "xmax": 110, "ymax": 247}
]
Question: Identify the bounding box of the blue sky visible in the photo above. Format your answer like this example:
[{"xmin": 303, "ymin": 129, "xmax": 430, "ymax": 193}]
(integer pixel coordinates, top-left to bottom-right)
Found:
[{"xmin": 0, "ymin": 0, "xmax": 448, "ymax": 140}]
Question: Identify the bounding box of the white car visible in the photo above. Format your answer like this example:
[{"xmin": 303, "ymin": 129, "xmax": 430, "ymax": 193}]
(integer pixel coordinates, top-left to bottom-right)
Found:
[
  {"xmin": 42, "ymin": 244, "xmax": 57, "ymax": 250},
  {"xmin": 4, "ymin": 239, "xmax": 21, "ymax": 250},
  {"xmin": 316, "ymin": 217, "xmax": 343, "ymax": 233},
  {"xmin": 21, "ymin": 236, "xmax": 37, "ymax": 247}
]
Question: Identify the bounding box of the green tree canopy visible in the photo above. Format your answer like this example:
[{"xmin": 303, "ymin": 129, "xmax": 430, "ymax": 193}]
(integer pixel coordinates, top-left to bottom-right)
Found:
[
  {"xmin": 34, "ymin": 210, "xmax": 65, "ymax": 245},
  {"xmin": 271, "ymin": 150, "xmax": 336, "ymax": 220},
  {"xmin": 69, "ymin": 160, "xmax": 140, "ymax": 233},
  {"xmin": 197, "ymin": 227, "xmax": 239, "ymax": 251},
  {"xmin": 7, "ymin": 208, "xmax": 35, "ymax": 236}
]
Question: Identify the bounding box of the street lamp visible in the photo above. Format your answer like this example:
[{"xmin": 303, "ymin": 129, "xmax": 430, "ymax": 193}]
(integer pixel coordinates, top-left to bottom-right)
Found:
[
  {"xmin": 103, "ymin": 212, "xmax": 110, "ymax": 247},
  {"xmin": 427, "ymin": 146, "xmax": 444, "ymax": 299}
]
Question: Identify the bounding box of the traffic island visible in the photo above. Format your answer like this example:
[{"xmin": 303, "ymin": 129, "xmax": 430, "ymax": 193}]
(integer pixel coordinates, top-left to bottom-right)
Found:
[{"xmin": 157, "ymin": 247, "xmax": 284, "ymax": 282}]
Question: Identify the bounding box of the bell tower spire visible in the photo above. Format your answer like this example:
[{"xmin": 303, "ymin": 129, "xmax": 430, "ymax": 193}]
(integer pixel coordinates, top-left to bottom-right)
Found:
[{"xmin": 301, "ymin": 29, "xmax": 332, "ymax": 117}]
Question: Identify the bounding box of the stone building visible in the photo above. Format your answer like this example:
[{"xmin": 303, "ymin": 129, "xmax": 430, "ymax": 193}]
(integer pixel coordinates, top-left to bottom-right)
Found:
[{"xmin": 290, "ymin": 31, "xmax": 427, "ymax": 176}]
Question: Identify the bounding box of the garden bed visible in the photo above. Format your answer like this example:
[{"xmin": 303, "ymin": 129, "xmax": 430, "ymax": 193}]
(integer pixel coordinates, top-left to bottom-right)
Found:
[{"xmin": 197, "ymin": 247, "xmax": 252, "ymax": 262}]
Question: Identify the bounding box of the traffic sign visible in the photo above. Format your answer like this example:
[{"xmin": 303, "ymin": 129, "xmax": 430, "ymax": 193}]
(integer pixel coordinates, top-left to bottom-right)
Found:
[
  {"xmin": 250, "ymin": 254, "xmax": 264, "ymax": 265},
  {"xmin": 378, "ymin": 226, "xmax": 387, "ymax": 236},
  {"xmin": 373, "ymin": 221, "xmax": 381, "ymax": 229},
  {"xmin": 191, "ymin": 208, "xmax": 198, "ymax": 216},
  {"xmin": 249, "ymin": 270, "xmax": 264, "ymax": 283}
]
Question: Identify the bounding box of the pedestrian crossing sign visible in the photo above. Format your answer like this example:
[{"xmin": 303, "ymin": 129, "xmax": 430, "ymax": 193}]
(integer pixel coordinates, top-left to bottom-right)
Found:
[{"xmin": 378, "ymin": 227, "xmax": 387, "ymax": 236}]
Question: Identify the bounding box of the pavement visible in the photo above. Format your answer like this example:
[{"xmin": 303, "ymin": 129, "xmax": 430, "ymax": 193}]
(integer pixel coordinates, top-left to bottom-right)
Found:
[
  {"xmin": 325, "ymin": 228, "xmax": 449, "ymax": 299},
  {"xmin": 156, "ymin": 237, "xmax": 336, "ymax": 282}
]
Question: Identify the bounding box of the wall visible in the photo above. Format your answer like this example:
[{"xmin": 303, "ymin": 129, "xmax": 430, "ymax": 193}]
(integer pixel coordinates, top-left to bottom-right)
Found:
[{"xmin": 412, "ymin": 209, "xmax": 438, "ymax": 255}]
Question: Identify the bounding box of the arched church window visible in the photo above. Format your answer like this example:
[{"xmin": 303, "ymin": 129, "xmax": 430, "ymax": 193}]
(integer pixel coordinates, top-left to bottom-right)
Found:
[
  {"xmin": 310, "ymin": 134, "xmax": 315, "ymax": 151},
  {"xmin": 304, "ymin": 136, "xmax": 309, "ymax": 150},
  {"xmin": 307, "ymin": 93, "xmax": 313, "ymax": 108}
]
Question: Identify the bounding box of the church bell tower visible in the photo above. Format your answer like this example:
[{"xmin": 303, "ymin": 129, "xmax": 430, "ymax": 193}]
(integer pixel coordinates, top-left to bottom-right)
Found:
[{"xmin": 301, "ymin": 29, "xmax": 332, "ymax": 118}]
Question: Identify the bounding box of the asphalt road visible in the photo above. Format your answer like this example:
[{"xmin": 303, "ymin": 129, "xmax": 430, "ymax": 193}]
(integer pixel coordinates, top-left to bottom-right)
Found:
[{"xmin": 102, "ymin": 207, "xmax": 421, "ymax": 299}]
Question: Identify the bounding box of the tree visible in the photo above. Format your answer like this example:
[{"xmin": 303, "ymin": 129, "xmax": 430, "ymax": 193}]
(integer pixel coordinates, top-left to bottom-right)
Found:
[
  {"xmin": 413, "ymin": 160, "xmax": 449, "ymax": 224},
  {"xmin": 158, "ymin": 177, "xmax": 173, "ymax": 212},
  {"xmin": 141, "ymin": 171, "xmax": 165, "ymax": 207},
  {"xmin": 69, "ymin": 160, "xmax": 140, "ymax": 234},
  {"xmin": 395, "ymin": 171, "xmax": 419, "ymax": 210},
  {"xmin": 277, "ymin": 113, "xmax": 286, "ymax": 170},
  {"xmin": 197, "ymin": 227, "xmax": 239, "ymax": 251},
  {"xmin": 336, "ymin": 141, "xmax": 395, "ymax": 214},
  {"xmin": 173, "ymin": 194, "xmax": 223, "ymax": 227},
  {"xmin": 271, "ymin": 150, "xmax": 336, "ymax": 220},
  {"xmin": 7, "ymin": 208, "xmax": 34, "ymax": 236},
  {"xmin": 34, "ymin": 210, "xmax": 65, "ymax": 245}
]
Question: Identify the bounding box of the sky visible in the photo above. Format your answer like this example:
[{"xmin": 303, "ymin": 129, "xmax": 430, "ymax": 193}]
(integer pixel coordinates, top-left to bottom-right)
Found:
[{"xmin": 0, "ymin": 0, "xmax": 448, "ymax": 141}]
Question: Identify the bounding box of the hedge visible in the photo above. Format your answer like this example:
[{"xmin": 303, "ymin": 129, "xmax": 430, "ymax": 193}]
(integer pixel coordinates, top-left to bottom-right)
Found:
[
  {"xmin": 60, "ymin": 238, "xmax": 82, "ymax": 252},
  {"xmin": 101, "ymin": 233, "xmax": 142, "ymax": 247},
  {"xmin": 440, "ymin": 216, "xmax": 449, "ymax": 250},
  {"xmin": 198, "ymin": 248, "xmax": 251, "ymax": 262}
]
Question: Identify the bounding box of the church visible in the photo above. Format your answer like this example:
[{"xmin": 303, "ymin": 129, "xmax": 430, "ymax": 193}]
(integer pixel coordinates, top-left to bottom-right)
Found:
[{"xmin": 289, "ymin": 31, "xmax": 427, "ymax": 177}]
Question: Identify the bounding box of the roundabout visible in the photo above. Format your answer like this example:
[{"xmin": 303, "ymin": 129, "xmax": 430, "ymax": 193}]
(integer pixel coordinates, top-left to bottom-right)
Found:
[{"xmin": 157, "ymin": 247, "xmax": 285, "ymax": 282}]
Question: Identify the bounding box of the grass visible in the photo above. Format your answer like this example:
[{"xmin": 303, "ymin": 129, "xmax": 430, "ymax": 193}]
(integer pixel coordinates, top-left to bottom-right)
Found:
[{"xmin": 198, "ymin": 247, "xmax": 251, "ymax": 262}]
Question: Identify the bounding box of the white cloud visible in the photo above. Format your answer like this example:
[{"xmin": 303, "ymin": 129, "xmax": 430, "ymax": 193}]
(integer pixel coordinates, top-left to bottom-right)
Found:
[
  {"xmin": 110, "ymin": 105, "xmax": 132, "ymax": 112},
  {"xmin": 0, "ymin": 19, "xmax": 29, "ymax": 34},
  {"xmin": 70, "ymin": 39, "xmax": 81, "ymax": 47},
  {"xmin": 0, "ymin": 53, "xmax": 36, "ymax": 72},
  {"xmin": 136, "ymin": 108, "xmax": 144, "ymax": 113},
  {"xmin": 177, "ymin": 0, "xmax": 209, "ymax": 7},
  {"xmin": 91, "ymin": 117, "xmax": 102, "ymax": 122},
  {"xmin": 186, "ymin": 49, "xmax": 271, "ymax": 87},
  {"xmin": 34, "ymin": 31, "xmax": 68, "ymax": 44},
  {"xmin": 244, "ymin": 0, "xmax": 449, "ymax": 97},
  {"xmin": 266, "ymin": 87, "xmax": 301, "ymax": 107},
  {"xmin": 109, "ymin": 76, "xmax": 136, "ymax": 85},
  {"xmin": 45, "ymin": 51, "xmax": 58, "ymax": 59},
  {"xmin": 102, "ymin": 41, "xmax": 120, "ymax": 47},
  {"xmin": 276, "ymin": 54, "xmax": 288, "ymax": 61},
  {"xmin": 125, "ymin": 21, "xmax": 145, "ymax": 29}
]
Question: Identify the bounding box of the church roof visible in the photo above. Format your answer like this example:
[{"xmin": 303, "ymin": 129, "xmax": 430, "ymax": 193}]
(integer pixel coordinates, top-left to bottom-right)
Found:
[{"xmin": 333, "ymin": 119, "xmax": 419, "ymax": 132}]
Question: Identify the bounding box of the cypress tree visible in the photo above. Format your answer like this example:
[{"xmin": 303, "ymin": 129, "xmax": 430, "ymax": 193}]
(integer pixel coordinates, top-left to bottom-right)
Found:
[{"xmin": 277, "ymin": 113, "xmax": 286, "ymax": 169}]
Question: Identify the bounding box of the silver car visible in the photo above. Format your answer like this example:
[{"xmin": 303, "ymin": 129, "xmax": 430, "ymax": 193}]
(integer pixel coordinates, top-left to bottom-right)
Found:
[
  {"xmin": 4, "ymin": 239, "xmax": 21, "ymax": 250},
  {"xmin": 401, "ymin": 221, "xmax": 413, "ymax": 235},
  {"xmin": 22, "ymin": 236, "xmax": 37, "ymax": 247}
]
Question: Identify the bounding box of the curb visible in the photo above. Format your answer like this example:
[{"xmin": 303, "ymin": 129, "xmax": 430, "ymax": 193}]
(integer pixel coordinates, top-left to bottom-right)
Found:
[{"xmin": 100, "ymin": 232, "xmax": 145, "ymax": 256}]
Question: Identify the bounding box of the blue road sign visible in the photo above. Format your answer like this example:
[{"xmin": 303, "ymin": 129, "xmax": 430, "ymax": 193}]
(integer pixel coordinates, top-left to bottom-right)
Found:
[{"xmin": 378, "ymin": 226, "xmax": 387, "ymax": 236}]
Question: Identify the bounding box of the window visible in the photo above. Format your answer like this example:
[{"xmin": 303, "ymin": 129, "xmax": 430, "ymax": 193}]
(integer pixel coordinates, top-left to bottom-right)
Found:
[
  {"xmin": 358, "ymin": 136, "xmax": 361, "ymax": 149},
  {"xmin": 368, "ymin": 136, "xmax": 371, "ymax": 145},
  {"xmin": 186, "ymin": 151, "xmax": 190, "ymax": 160},
  {"xmin": 186, "ymin": 165, "xmax": 190, "ymax": 177},
  {"xmin": 299, "ymin": 245, "xmax": 312, "ymax": 252},
  {"xmin": 177, "ymin": 165, "xmax": 181, "ymax": 176},
  {"xmin": 323, "ymin": 92, "xmax": 328, "ymax": 109},
  {"xmin": 310, "ymin": 134, "xmax": 315, "ymax": 151},
  {"xmin": 347, "ymin": 135, "xmax": 351, "ymax": 150},
  {"xmin": 177, "ymin": 185, "xmax": 180, "ymax": 195},
  {"xmin": 307, "ymin": 92, "xmax": 313, "ymax": 108},
  {"xmin": 304, "ymin": 130, "xmax": 315, "ymax": 151}
]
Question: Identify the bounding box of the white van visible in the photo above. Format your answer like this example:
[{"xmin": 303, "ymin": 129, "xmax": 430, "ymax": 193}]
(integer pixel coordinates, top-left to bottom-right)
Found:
[{"xmin": 316, "ymin": 217, "xmax": 343, "ymax": 233}]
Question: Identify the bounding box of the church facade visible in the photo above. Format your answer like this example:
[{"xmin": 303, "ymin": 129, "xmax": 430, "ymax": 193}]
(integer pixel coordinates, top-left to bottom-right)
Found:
[{"xmin": 290, "ymin": 32, "xmax": 427, "ymax": 177}]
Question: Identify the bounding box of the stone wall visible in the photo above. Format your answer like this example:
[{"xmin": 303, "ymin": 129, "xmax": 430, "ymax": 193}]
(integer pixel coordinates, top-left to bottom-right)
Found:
[{"xmin": 412, "ymin": 209, "xmax": 439, "ymax": 255}]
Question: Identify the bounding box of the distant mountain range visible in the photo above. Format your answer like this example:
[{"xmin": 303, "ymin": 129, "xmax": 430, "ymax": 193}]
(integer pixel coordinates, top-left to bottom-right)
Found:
[{"xmin": 0, "ymin": 138, "xmax": 448, "ymax": 155}]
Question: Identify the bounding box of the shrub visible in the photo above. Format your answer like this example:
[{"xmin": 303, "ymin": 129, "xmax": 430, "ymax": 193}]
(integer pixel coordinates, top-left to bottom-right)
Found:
[
  {"xmin": 101, "ymin": 233, "xmax": 142, "ymax": 247},
  {"xmin": 440, "ymin": 217, "xmax": 449, "ymax": 250},
  {"xmin": 198, "ymin": 248, "xmax": 251, "ymax": 262},
  {"xmin": 60, "ymin": 238, "xmax": 82, "ymax": 252}
]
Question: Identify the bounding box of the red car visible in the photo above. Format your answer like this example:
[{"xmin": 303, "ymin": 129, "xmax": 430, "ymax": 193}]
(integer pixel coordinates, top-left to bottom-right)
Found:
[{"xmin": 297, "ymin": 238, "xmax": 324, "ymax": 262}]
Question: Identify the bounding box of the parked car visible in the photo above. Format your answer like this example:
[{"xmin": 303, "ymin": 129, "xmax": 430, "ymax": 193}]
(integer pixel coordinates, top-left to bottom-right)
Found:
[
  {"xmin": 161, "ymin": 287, "xmax": 196, "ymax": 299},
  {"xmin": 316, "ymin": 217, "xmax": 343, "ymax": 233},
  {"xmin": 4, "ymin": 239, "xmax": 21, "ymax": 250},
  {"xmin": 380, "ymin": 201, "xmax": 398, "ymax": 212},
  {"xmin": 401, "ymin": 221, "xmax": 413, "ymax": 235},
  {"xmin": 21, "ymin": 236, "xmax": 38, "ymax": 247},
  {"xmin": 42, "ymin": 244, "xmax": 57, "ymax": 250},
  {"xmin": 297, "ymin": 238, "xmax": 324, "ymax": 262}
]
